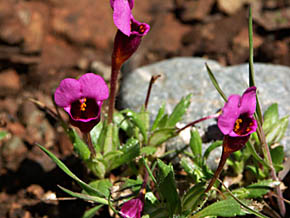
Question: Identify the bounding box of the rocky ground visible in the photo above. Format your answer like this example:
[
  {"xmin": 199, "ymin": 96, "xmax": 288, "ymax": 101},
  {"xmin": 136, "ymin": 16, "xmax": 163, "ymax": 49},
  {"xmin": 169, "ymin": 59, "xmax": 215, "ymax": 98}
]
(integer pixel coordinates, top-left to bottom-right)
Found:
[{"xmin": 0, "ymin": 0, "xmax": 290, "ymax": 217}]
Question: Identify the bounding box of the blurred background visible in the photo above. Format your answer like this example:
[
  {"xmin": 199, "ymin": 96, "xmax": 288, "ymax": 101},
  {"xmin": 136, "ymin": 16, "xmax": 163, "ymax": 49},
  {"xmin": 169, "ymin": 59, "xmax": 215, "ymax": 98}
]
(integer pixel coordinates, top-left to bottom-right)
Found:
[{"xmin": 0, "ymin": 0, "xmax": 290, "ymax": 217}]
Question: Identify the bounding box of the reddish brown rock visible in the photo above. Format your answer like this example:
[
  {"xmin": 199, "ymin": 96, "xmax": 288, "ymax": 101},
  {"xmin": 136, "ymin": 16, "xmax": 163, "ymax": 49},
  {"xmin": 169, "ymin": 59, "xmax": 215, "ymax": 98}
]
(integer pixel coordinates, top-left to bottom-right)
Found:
[
  {"xmin": 176, "ymin": 0, "xmax": 215, "ymax": 21},
  {"xmin": 51, "ymin": 0, "xmax": 115, "ymax": 50},
  {"xmin": 0, "ymin": 70, "xmax": 21, "ymax": 96}
]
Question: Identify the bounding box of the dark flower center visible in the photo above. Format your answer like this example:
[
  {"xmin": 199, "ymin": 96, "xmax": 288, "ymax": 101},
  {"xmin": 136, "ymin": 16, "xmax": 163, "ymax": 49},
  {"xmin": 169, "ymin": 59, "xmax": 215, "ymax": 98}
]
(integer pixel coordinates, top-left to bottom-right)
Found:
[
  {"xmin": 70, "ymin": 98, "xmax": 99, "ymax": 120},
  {"xmin": 131, "ymin": 21, "xmax": 145, "ymax": 34},
  {"xmin": 233, "ymin": 114, "xmax": 254, "ymax": 135}
]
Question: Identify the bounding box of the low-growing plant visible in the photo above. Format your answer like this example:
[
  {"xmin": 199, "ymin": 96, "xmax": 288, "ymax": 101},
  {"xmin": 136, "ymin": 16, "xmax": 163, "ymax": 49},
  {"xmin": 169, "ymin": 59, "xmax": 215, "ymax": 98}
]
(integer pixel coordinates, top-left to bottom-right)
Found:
[{"xmin": 34, "ymin": 2, "xmax": 289, "ymax": 218}]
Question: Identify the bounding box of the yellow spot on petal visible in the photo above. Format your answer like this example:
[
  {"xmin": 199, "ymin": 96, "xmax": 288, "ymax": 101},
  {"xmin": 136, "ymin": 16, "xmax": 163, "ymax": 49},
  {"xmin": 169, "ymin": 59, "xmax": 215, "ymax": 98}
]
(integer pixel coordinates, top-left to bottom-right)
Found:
[{"xmin": 80, "ymin": 98, "xmax": 87, "ymax": 111}]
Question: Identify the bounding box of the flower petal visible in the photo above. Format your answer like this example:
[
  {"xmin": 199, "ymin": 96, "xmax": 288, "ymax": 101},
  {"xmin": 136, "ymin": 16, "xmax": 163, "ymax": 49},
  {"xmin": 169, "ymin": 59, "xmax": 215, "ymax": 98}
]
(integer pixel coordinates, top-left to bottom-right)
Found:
[
  {"xmin": 78, "ymin": 73, "xmax": 109, "ymax": 101},
  {"xmin": 110, "ymin": 0, "xmax": 134, "ymax": 10},
  {"xmin": 120, "ymin": 198, "xmax": 143, "ymax": 218},
  {"xmin": 218, "ymin": 94, "xmax": 241, "ymax": 135},
  {"xmin": 54, "ymin": 78, "xmax": 81, "ymax": 107},
  {"xmin": 239, "ymin": 86, "xmax": 257, "ymax": 115},
  {"xmin": 130, "ymin": 16, "xmax": 150, "ymax": 36},
  {"xmin": 112, "ymin": 0, "xmax": 132, "ymax": 36}
]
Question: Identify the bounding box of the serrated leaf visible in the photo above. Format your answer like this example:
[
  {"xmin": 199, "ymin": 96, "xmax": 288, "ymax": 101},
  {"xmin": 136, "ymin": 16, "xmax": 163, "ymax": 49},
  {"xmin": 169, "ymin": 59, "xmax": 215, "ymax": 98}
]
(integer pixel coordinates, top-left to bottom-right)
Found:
[
  {"xmin": 263, "ymin": 103, "xmax": 279, "ymax": 134},
  {"xmin": 36, "ymin": 144, "xmax": 105, "ymax": 197},
  {"xmin": 68, "ymin": 128, "xmax": 90, "ymax": 160},
  {"xmin": 182, "ymin": 182, "xmax": 206, "ymax": 212},
  {"xmin": 191, "ymin": 198, "xmax": 248, "ymax": 218},
  {"xmin": 58, "ymin": 185, "xmax": 108, "ymax": 204},
  {"xmin": 149, "ymin": 128, "xmax": 176, "ymax": 147},
  {"xmin": 82, "ymin": 205, "xmax": 103, "ymax": 218},
  {"xmin": 266, "ymin": 116, "xmax": 289, "ymax": 145},
  {"xmin": 156, "ymin": 159, "xmax": 181, "ymax": 215},
  {"xmin": 152, "ymin": 103, "xmax": 166, "ymax": 131},
  {"xmin": 166, "ymin": 94, "xmax": 192, "ymax": 127}
]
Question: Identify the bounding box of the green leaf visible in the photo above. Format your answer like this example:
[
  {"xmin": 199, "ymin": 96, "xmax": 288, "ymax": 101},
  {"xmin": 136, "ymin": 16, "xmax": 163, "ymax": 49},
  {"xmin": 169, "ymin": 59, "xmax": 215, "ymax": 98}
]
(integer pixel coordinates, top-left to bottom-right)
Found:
[
  {"xmin": 151, "ymin": 103, "xmax": 166, "ymax": 131},
  {"xmin": 122, "ymin": 109, "xmax": 149, "ymax": 143},
  {"xmin": 205, "ymin": 63, "xmax": 227, "ymax": 102},
  {"xmin": 82, "ymin": 205, "xmax": 103, "ymax": 218},
  {"xmin": 263, "ymin": 103, "xmax": 279, "ymax": 134},
  {"xmin": 90, "ymin": 122, "xmax": 103, "ymax": 153},
  {"xmin": 58, "ymin": 185, "xmax": 108, "ymax": 204},
  {"xmin": 86, "ymin": 155, "xmax": 106, "ymax": 179},
  {"xmin": 166, "ymin": 94, "xmax": 192, "ymax": 127},
  {"xmin": 271, "ymin": 145, "xmax": 284, "ymax": 172},
  {"xmin": 203, "ymin": 140, "xmax": 222, "ymax": 160},
  {"xmin": 246, "ymin": 141, "xmax": 270, "ymax": 168},
  {"xmin": 180, "ymin": 157, "xmax": 204, "ymax": 182},
  {"xmin": 191, "ymin": 198, "xmax": 248, "ymax": 218},
  {"xmin": 266, "ymin": 116, "xmax": 289, "ymax": 145},
  {"xmin": 36, "ymin": 144, "xmax": 104, "ymax": 197},
  {"xmin": 182, "ymin": 182, "xmax": 206, "ymax": 212},
  {"xmin": 113, "ymin": 111, "xmax": 130, "ymax": 133},
  {"xmin": 0, "ymin": 131, "xmax": 8, "ymax": 140},
  {"xmin": 88, "ymin": 179, "xmax": 112, "ymax": 198},
  {"xmin": 141, "ymin": 146, "xmax": 157, "ymax": 155},
  {"xmin": 189, "ymin": 129, "xmax": 202, "ymax": 164},
  {"xmin": 145, "ymin": 192, "xmax": 158, "ymax": 204},
  {"xmin": 156, "ymin": 159, "xmax": 181, "ymax": 215},
  {"xmin": 103, "ymin": 123, "xmax": 119, "ymax": 155},
  {"xmin": 108, "ymin": 138, "xmax": 140, "ymax": 170},
  {"xmin": 149, "ymin": 128, "xmax": 176, "ymax": 147},
  {"xmin": 229, "ymin": 180, "xmax": 274, "ymax": 199},
  {"xmin": 68, "ymin": 129, "xmax": 90, "ymax": 160}
]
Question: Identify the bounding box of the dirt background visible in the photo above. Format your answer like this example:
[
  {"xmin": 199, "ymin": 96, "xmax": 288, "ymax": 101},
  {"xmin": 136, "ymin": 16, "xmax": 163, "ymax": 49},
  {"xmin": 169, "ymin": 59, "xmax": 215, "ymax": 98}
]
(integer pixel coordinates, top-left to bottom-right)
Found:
[{"xmin": 0, "ymin": 0, "xmax": 290, "ymax": 217}]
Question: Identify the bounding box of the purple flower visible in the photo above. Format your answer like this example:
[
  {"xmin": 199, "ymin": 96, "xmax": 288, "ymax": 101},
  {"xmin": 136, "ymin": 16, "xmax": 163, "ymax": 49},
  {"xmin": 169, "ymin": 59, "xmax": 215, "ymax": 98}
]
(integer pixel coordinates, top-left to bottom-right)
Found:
[
  {"xmin": 218, "ymin": 86, "xmax": 257, "ymax": 139},
  {"xmin": 54, "ymin": 73, "xmax": 109, "ymax": 133},
  {"xmin": 111, "ymin": 0, "xmax": 150, "ymax": 67},
  {"xmin": 120, "ymin": 197, "xmax": 144, "ymax": 218}
]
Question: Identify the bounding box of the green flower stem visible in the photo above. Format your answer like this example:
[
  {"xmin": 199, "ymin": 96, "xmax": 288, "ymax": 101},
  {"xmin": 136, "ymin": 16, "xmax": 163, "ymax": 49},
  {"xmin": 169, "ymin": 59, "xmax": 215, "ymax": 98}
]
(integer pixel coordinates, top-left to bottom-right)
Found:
[{"xmin": 256, "ymin": 124, "xmax": 286, "ymax": 216}]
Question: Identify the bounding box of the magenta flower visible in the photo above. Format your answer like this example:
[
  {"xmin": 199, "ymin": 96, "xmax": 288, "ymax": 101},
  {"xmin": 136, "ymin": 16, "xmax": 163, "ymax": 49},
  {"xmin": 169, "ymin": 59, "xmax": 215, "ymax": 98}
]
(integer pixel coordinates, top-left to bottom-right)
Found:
[
  {"xmin": 54, "ymin": 73, "xmax": 109, "ymax": 133},
  {"xmin": 218, "ymin": 86, "xmax": 257, "ymax": 140},
  {"xmin": 120, "ymin": 197, "xmax": 144, "ymax": 218},
  {"xmin": 205, "ymin": 87, "xmax": 258, "ymax": 192},
  {"xmin": 111, "ymin": 0, "xmax": 150, "ymax": 66}
]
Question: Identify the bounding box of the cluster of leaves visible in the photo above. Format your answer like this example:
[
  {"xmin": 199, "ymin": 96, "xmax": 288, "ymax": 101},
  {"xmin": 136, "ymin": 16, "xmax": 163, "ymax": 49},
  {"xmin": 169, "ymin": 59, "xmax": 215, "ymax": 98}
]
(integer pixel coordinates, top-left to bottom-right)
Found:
[
  {"xmin": 37, "ymin": 95, "xmax": 288, "ymax": 218},
  {"xmin": 36, "ymin": 7, "xmax": 289, "ymax": 218}
]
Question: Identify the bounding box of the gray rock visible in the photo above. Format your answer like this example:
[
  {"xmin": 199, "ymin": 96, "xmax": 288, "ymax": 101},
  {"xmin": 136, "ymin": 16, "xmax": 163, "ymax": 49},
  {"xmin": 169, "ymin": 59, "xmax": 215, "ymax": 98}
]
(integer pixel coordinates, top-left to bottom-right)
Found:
[{"xmin": 120, "ymin": 57, "xmax": 290, "ymax": 168}]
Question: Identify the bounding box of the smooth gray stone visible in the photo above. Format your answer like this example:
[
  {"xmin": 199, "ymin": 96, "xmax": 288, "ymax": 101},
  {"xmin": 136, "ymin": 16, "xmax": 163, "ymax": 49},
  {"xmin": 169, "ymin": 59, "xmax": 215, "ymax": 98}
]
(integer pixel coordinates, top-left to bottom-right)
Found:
[{"xmin": 120, "ymin": 57, "xmax": 290, "ymax": 168}]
